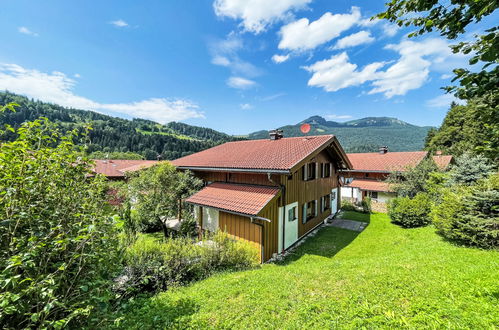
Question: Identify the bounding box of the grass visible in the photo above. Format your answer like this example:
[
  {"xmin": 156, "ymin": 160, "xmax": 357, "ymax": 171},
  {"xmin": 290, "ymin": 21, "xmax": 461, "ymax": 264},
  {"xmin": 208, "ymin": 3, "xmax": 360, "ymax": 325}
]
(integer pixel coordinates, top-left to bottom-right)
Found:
[
  {"xmin": 114, "ymin": 213, "xmax": 498, "ymax": 329},
  {"xmin": 337, "ymin": 210, "xmax": 371, "ymax": 222}
]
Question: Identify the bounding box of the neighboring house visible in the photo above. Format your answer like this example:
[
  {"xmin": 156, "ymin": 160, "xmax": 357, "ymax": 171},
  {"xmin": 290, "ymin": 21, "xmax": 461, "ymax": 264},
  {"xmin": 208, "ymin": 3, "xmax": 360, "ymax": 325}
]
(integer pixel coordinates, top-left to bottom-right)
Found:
[
  {"xmin": 91, "ymin": 159, "xmax": 159, "ymax": 179},
  {"xmin": 171, "ymin": 132, "xmax": 351, "ymax": 262},
  {"xmin": 340, "ymin": 147, "xmax": 452, "ymax": 211}
]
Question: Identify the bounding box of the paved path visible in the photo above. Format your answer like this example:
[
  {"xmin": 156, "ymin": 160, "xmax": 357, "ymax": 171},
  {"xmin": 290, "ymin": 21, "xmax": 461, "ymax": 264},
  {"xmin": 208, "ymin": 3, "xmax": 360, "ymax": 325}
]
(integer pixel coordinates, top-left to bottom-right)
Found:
[{"xmin": 327, "ymin": 218, "xmax": 367, "ymax": 232}]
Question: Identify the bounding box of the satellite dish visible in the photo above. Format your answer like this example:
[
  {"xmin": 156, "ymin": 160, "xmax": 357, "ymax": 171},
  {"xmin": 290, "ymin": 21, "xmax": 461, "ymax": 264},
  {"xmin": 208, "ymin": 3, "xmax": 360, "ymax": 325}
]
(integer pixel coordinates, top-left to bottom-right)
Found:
[{"xmin": 300, "ymin": 123, "xmax": 311, "ymax": 134}]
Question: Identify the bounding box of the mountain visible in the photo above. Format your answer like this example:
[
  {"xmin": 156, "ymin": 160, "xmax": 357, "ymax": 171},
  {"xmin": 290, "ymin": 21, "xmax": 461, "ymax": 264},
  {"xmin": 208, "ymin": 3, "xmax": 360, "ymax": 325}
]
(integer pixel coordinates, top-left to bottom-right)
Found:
[
  {"xmin": 0, "ymin": 92, "xmax": 241, "ymax": 160},
  {"xmin": 248, "ymin": 116, "xmax": 433, "ymax": 153}
]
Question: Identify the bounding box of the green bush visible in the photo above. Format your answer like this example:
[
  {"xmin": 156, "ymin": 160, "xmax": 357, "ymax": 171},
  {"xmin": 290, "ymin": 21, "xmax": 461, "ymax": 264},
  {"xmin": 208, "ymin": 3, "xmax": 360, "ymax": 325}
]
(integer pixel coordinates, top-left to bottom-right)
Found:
[
  {"xmin": 361, "ymin": 197, "xmax": 372, "ymax": 213},
  {"xmin": 179, "ymin": 218, "xmax": 198, "ymax": 238},
  {"xmin": 432, "ymin": 175, "xmax": 498, "ymax": 249},
  {"xmin": 341, "ymin": 200, "xmax": 357, "ymax": 211},
  {"xmin": 0, "ymin": 116, "xmax": 121, "ymax": 328},
  {"xmin": 120, "ymin": 231, "xmax": 258, "ymax": 297},
  {"xmin": 388, "ymin": 193, "xmax": 432, "ymax": 228}
]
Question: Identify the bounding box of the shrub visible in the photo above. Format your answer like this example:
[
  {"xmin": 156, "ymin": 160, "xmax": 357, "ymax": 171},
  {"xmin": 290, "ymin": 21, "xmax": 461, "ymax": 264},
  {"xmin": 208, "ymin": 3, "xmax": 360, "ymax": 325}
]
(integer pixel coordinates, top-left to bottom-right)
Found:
[
  {"xmin": 120, "ymin": 231, "xmax": 259, "ymax": 297},
  {"xmin": 432, "ymin": 175, "xmax": 499, "ymax": 249},
  {"xmin": 0, "ymin": 116, "xmax": 121, "ymax": 328},
  {"xmin": 341, "ymin": 200, "xmax": 357, "ymax": 211},
  {"xmin": 361, "ymin": 197, "xmax": 372, "ymax": 213},
  {"xmin": 388, "ymin": 193, "xmax": 432, "ymax": 228},
  {"xmin": 178, "ymin": 218, "xmax": 198, "ymax": 238}
]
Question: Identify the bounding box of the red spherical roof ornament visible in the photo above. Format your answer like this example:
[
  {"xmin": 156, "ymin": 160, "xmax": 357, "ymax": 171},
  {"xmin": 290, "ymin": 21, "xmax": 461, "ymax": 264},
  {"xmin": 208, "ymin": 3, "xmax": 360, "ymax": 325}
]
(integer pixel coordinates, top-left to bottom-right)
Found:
[{"xmin": 300, "ymin": 123, "xmax": 311, "ymax": 134}]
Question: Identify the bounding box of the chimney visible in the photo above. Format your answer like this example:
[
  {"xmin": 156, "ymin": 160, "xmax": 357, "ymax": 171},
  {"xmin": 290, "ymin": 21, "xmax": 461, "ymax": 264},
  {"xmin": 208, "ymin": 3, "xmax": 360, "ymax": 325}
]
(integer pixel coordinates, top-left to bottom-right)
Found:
[
  {"xmin": 269, "ymin": 129, "xmax": 283, "ymax": 140},
  {"xmin": 379, "ymin": 146, "xmax": 388, "ymax": 154}
]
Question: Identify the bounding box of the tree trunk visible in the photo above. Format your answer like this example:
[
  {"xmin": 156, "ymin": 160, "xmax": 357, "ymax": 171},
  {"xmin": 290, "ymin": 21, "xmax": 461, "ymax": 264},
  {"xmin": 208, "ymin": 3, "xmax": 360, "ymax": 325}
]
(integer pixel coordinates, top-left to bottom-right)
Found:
[{"xmin": 178, "ymin": 198, "xmax": 182, "ymax": 221}]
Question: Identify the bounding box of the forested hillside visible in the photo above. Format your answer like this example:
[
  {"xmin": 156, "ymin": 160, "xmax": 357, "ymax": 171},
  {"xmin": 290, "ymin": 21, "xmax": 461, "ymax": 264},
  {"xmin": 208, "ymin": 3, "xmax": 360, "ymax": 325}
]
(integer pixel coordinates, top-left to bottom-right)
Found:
[
  {"xmin": 249, "ymin": 116, "xmax": 433, "ymax": 152},
  {"xmin": 0, "ymin": 92, "xmax": 240, "ymax": 160}
]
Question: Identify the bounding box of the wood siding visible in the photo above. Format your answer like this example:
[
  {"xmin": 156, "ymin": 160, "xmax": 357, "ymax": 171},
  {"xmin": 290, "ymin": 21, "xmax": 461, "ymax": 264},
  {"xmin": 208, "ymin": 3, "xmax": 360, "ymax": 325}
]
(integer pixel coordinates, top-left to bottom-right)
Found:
[
  {"xmin": 219, "ymin": 211, "xmax": 263, "ymax": 263},
  {"xmin": 193, "ymin": 171, "xmax": 280, "ymax": 186},
  {"xmin": 257, "ymin": 198, "xmax": 280, "ymax": 261},
  {"xmin": 280, "ymin": 150, "xmax": 340, "ymax": 237}
]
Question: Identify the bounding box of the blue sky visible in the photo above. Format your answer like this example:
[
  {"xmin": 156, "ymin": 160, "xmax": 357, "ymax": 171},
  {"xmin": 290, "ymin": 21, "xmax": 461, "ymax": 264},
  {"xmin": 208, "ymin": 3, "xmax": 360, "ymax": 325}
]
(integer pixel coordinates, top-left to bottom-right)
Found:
[{"xmin": 0, "ymin": 0, "xmax": 491, "ymax": 134}]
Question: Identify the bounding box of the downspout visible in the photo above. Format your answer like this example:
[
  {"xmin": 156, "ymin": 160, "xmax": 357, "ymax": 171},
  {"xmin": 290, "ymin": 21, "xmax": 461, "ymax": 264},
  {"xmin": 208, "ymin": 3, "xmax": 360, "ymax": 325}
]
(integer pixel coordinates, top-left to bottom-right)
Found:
[
  {"xmin": 268, "ymin": 172, "xmax": 286, "ymax": 253},
  {"xmin": 250, "ymin": 218, "xmax": 265, "ymax": 263}
]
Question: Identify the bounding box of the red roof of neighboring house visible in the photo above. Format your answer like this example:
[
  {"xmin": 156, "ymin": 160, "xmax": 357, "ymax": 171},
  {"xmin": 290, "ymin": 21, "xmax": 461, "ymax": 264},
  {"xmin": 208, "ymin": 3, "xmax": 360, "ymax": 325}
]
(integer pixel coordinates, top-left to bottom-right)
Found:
[
  {"xmin": 433, "ymin": 155, "xmax": 453, "ymax": 170},
  {"xmin": 171, "ymin": 135, "xmax": 351, "ymax": 172},
  {"xmin": 185, "ymin": 182, "xmax": 280, "ymax": 216},
  {"xmin": 346, "ymin": 179, "xmax": 392, "ymax": 192},
  {"xmin": 346, "ymin": 151, "xmax": 428, "ymax": 172},
  {"xmin": 92, "ymin": 159, "xmax": 159, "ymax": 178}
]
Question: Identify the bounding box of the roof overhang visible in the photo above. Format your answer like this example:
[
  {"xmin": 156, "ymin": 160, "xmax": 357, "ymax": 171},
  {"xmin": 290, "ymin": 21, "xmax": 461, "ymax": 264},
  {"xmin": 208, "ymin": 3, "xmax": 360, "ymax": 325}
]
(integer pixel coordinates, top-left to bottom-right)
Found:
[{"xmin": 176, "ymin": 166, "xmax": 291, "ymax": 175}]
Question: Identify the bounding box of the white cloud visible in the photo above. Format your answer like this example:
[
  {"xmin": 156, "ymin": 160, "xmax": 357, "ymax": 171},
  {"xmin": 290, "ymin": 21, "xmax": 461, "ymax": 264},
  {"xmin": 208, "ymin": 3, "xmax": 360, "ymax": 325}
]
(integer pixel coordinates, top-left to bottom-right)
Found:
[
  {"xmin": 259, "ymin": 92, "xmax": 286, "ymax": 101},
  {"xmin": 382, "ymin": 23, "xmax": 399, "ymax": 37},
  {"xmin": 240, "ymin": 103, "xmax": 253, "ymax": 109},
  {"xmin": 426, "ymin": 94, "xmax": 463, "ymax": 108},
  {"xmin": 303, "ymin": 52, "xmax": 385, "ymax": 92},
  {"xmin": 332, "ymin": 30, "xmax": 374, "ymax": 49},
  {"xmin": 272, "ymin": 54, "xmax": 290, "ymax": 63},
  {"xmin": 305, "ymin": 37, "xmax": 463, "ymax": 98},
  {"xmin": 74, "ymin": 73, "xmax": 81, "ymax": 78},
  {"xmin": 213, "ymin": 0, "xmax": 311, "ymax": 34},
  {"xmin": 110, "ymin": 19, "xmax": 128, "ymax": 27},
  {"xmin": 440, "ymin": 73, "xmax": 453, "ymax": 79},
  {"xmin": 0, "ymin": 63, "xmax": 204, "ymax": 124},
  {"xmin": 278, "ymin": 7, "xmax": 361, "ymax": 51},
  {"xmin": 209, "ymin": 34, "xmax": 262, "ymax": 78},
  {"xmin": 324, "ymin": 114, "xmax": 353, "ymax": 120},
  {"xmin": 18, "ymin": 26, "xmax": 38, "ymax": 36},
  {"xmin": 227, "ymin": 76, "xmax": 257, "ymax": 89}
]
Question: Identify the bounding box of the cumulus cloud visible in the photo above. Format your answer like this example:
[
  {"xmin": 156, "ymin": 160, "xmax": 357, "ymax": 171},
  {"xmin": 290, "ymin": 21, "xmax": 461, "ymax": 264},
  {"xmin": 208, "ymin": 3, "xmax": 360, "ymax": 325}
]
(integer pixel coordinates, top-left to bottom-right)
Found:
[
  {"xmin": 305, "ymin": 37, "xmax": 463, "ymax": 98},
  {"xmin": 227, "ymin": 76, "xmax": 257, "ymax": 89},
  {"xmin": 0, "ymin": 63, "xmax": 204, "ymax": 123},
  {"xmin": 278, "ymin": 7, "xmax": 361, "ymax": 51},
  {"xmin": 426, "ymin": 94, "xmax": 463, "ymax": 108},
  {"xmin": 382, "ymin": 23, "xmax": 399, "ymax": 37},
  {"xmin": 209, "ymin": 33, "xmax": 262, "ymax": 78},
  {"xmin": 213, "ymin": 0, "xmax": 311, "ymax": 34},
  {"xmin": 332, "ymin": 30, "xmax": 374, "ymax": 49},
  {"xmin": 18, "ymin": 26, "xmax": 38, "ymax": 36},
  {"xmin": 272, "ymin": 54, "xmax": 290, "ymax": 63},
  {"xmin": 240, "ymin": 103, "xmax": 253, "ymax": 109},
  {"xmin": 110, "ymin": 19, "xmax": 128, "ymax": 27}
]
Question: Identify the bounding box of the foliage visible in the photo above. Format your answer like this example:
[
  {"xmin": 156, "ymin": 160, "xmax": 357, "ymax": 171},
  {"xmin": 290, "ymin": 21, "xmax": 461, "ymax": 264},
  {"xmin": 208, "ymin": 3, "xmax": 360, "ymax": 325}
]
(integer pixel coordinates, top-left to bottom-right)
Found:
[
  {"xmin": 0, "ymin": 91, "xmax": 240, "ymax": 160},
  {"xmin": 88, "ymin": 151, "xmax": 144, "ymax": 160},
  {"xmin": 340, "ymin": 200, "xmax": 357, "ymax": 211},
  {"xmin": 113, "ymin": 212, "xmax": 499, "ymax": 328},
  {"xmin": 387, "ymin": 158, "xmax": 439, "ymax": 197},
  {"xmin": 249, "ymin": 115, "xmax": 432, "ymax": 152},
  {"xmin": 388, "ymin": 193, "xmax": 433, "ymax": 228},
  {"xmin": 119, "ymin": 232, "xmax": 259, "ymax": 298},
  {"xmin": 361, "ymin": 197, "xmax": 372, "ymax": 213},
  {"xmin": 425, "ymin": 102, "xmax": 498, "ymax": 160},
  {"xmin": 0, "ymin": 112, "xmax": 121, "ymax": 328},
  {"xmin": 125, "ymin": 163, "xmax": 202, "ymax": 236},
  {"xmin": 178, "ymin": 218, "xmax": 198, "ymax": 238},
  {"xmin": 447, "ymin": 153, "xmax": 495, "ymax": 186},
  {"xmin": 432, "ymin": 174, "xmax": 499, "ymax": 249}
]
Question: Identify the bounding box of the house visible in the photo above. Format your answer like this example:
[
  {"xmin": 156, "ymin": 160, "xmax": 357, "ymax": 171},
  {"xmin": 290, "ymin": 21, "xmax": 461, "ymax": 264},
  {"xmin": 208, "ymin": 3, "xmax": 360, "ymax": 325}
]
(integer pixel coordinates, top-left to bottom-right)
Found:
[
  {"xmin": 340, "ymin": 147, "xmax": 452, "ymax": 211},
  {"xmin": 171, "ymin": 132, "xmax": 351, "ymax": 262},
  {"xmin": 91, "ymin": 159, "xmax": 159, "ymax": 179}
]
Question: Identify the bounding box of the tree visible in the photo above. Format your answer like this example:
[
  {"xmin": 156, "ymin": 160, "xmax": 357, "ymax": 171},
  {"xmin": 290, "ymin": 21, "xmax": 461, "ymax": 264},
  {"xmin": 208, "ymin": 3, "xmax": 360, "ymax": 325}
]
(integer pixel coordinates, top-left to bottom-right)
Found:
[
  {"xmin": 379, "ymin": 1, "xmax": 499, "ymax": 161},
  {"xmin": 125, "ymin": 163, "xmax": 202, "ymax": 237},
  {"xmin": 447, "ymin": 153, "xmax": 495, "ymax": 186},
  {"xmin": 387, "ymin": 158, "xmax": 440, "ymax": 198},
  {"xmin": 0, "ymin": 108, "xmax": 120, "ymax": 328}
]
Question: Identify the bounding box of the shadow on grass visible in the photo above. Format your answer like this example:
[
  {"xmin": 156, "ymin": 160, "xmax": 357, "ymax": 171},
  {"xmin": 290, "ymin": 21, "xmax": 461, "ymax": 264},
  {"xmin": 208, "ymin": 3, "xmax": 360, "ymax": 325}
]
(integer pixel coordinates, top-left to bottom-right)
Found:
[{"xmin": 276, "ymin": 212, "xmax": 371, "ymax": 265}]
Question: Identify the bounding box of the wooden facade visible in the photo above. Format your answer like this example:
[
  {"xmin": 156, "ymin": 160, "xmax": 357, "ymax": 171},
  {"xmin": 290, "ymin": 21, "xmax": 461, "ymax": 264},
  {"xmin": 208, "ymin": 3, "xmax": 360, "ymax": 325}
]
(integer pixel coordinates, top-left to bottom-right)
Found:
[{"xmin": 191, "ymin": 147, "xmax": 343, "ymax": 262}]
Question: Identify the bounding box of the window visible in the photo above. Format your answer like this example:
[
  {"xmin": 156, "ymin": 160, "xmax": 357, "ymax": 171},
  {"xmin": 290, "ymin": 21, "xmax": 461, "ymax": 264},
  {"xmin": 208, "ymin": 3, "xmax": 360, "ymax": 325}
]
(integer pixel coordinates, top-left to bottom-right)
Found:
[
  {"xmin": 288, "ymin": 206, "xmax": 297, "ymax": 221},
  {"xmin": 302, "ymin": 162, "xmax": 316, "ymax": 181},
  {"xmin": 321, "ymin": 194, "xmax": 331, "ymax": 212},
  {"xmin": 321, "ymin": 163, "xmax": 331, "ymax": 178},
  {"xmin": 303, "ymin": 200, "xmax": 317, "ymax": 223},
  {"xmin": 370, "ymin": 191, "xmax": 378, "ymax": 199}
]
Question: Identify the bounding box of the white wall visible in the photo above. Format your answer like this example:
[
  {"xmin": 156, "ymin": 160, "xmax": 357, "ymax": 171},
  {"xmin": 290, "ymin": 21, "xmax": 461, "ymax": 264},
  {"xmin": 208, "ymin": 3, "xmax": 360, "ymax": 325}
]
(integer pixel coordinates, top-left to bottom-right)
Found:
[
  {"xmin": 341, "ymin": 187, "xmax": 361, "ymax": 201},
  {"xmin": 373, "ymin": 192, "xmax": 396, "ymax": 203},
  {"xmin": 202, "ymin": 207, "xmax": 219, "ymax": 232}
]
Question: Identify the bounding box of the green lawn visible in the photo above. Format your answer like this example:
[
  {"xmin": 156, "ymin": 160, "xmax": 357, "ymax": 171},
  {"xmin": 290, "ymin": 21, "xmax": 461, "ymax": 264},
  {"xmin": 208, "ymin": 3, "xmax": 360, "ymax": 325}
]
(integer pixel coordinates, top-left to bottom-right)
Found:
[{"xmin": 115, "ymin": 213, "xmax": 498, "ymax": 329}]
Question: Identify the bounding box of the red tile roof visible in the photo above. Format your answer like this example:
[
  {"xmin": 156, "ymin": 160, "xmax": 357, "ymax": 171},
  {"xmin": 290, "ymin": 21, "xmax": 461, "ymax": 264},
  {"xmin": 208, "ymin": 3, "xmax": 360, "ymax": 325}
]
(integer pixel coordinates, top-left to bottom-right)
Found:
[
  {"xmin": 346, "ymin": 151, "xmax": 428, "ymax": 172},
  {"xmin": 172, "ymin": 135, "xmax": 350, "ymax": 172},
  {"xmin": 92, "ymin": 159, "xmax": 159, "ymax": 177},
  {"xmin": 185, "ymin": 182, "xmax": 280, "ymax": 216},
  {"xmin": 346, "ymin": 179, "xmax": 392, "ymax": 192},
  {"xmin": 433, "ymin": 155, "xmax": 453, "ymax": 170}
]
